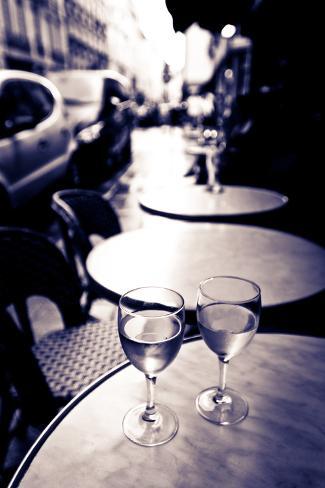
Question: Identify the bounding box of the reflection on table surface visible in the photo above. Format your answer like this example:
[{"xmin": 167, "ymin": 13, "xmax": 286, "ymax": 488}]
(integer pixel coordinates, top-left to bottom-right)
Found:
[
  {"xmin": 13, "ymin": 334, "xmax": 325, "ymax": 488},
  {"xmin": 138, "ymin": 184, "xmax": 288, "ymax": 219},
  {"xmin": 86, "ymin": 224, "xmax": 325, "ymax": 311}
]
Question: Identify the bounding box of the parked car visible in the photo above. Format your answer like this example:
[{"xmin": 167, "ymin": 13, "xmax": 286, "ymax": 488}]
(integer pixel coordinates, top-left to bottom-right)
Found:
[
  {"xmin": 47, "ymin": 70, "xmax": 135, "ymax": 186},
  {"xmin": 47, "ymin": 69, "xmax": 131, "ymax": 133},
  {"xmin": 0, "ymin": 70, "xmax": 76, "ymax": 211}
]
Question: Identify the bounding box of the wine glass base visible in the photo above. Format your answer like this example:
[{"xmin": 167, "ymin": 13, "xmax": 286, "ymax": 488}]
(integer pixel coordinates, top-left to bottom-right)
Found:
[
  {"xmin": 122, "ymin": 403, "xmax": 179, "ymax": 446},
  {"xmin": 196, "ymin": 387, "xmax": 248, "ymax": 425},
  {"xmin": 206, "ymin": 184, "xmax": 223, "ymax": 194}
]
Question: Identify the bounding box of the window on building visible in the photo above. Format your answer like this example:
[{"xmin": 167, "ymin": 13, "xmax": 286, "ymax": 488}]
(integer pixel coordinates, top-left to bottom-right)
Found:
[
  {"xmin": 2, "ymin": 0, "xmax": 29, "ymax": 51},
  {"xmin": 16, "ymin": 0, "xmax": 27, "ymax": 38},
  {"xmin": 31, "ymin": 2, "xmax": 44, "ymax": 56}
]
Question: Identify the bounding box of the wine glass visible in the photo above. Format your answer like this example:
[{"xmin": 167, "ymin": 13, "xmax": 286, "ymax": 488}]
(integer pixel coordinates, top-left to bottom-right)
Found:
[
  {"xmin": 198, "ymin": 127, "xmax": 223, "ymax": 193},
  {"xmin": 196, "ymin": 276, "xmax": 261, "ymax": 425},
  {"xmin": 118, "ymin": 286, "xmax": 185, "ymax": 446}
]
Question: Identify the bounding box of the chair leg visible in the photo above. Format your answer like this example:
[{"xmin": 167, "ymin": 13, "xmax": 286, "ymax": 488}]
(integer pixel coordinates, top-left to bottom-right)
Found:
[
  {"xmin": 0, "ymin": 379, "xmax": 19, "ymax": 478},
  {"xmin": 14, "ymin": 302, "xmax": 34, "ymax": 345},
  {"xmin": 59, "ymin": 224, "xmax": 80, "ymax": 279}
]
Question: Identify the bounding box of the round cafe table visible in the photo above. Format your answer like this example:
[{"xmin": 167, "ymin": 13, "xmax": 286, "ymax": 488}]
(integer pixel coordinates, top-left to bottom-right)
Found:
[
  {"xmin": 86, "ymin": 224, "xmax": 325, "ymax": 321},
  {"xmin": 138, "ymin": 184, "xmax": 288, "ymax": 222},
  {"xmin": 10, "ymin": 334, "xmax": 325, "ymax": 488}
]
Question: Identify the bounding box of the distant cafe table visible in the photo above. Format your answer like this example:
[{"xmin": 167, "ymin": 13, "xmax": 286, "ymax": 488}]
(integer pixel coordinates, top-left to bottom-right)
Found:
[
  {"xmin": 86, "ymin": 224, "xmax": 325, "ymax": 317},
  {"xmin": 138, "ymin": 185, "xmax": 288, "ymax": 222},
  {"xmin": 10, "ymin": 334, "xmax": 325, "ymax": 487}
]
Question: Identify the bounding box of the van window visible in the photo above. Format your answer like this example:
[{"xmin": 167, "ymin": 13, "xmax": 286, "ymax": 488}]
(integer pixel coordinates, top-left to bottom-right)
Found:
[
  {"xmin": 51, "ymin": 75, "xmax": 103, "ymax": 104},
  {"xmin": 1, "ymin": 79, "xmax": 54, "ymax": 135},
  {"xmin": 26, "ymin": 81, "xmax": 54, "ymax": 120}
]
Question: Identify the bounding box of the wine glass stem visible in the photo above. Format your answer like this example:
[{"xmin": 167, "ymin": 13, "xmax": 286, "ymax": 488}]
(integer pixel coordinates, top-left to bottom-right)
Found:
[
  {"xmin": 206, "ymin": 153, "xmax": 216, "ymax": 188},
  {"xmin": 142, "ymin": 375, "xmax": 158, "ymax": 422},
  {"xmin": 215, "ymin": 359, "xmax": 230, "ymax": 403},
  {"xmin": 206, "ymin": 151, "xmax": 223, "ymax": 192}
]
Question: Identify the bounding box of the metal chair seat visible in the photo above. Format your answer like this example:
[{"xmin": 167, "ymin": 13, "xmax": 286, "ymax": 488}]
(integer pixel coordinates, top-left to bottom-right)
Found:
[{"xmin": 33, "ymin": 318, "xmax": 126, "ymax": 402}]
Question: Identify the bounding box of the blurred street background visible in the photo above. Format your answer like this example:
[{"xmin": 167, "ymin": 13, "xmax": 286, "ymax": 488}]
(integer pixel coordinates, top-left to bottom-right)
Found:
[
  {"xmin": 0, "ymin": 0, "xmax": 323, "ymax": 244},
  {"xmin": 0, "ymin": 0, "xmax": 323, "ymax": 484}
]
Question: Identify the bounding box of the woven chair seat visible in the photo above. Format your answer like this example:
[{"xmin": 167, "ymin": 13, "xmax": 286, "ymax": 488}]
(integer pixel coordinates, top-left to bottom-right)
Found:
[{"xmin": 33, "ymin": 319, "xmax": 127, "ymax": 402}]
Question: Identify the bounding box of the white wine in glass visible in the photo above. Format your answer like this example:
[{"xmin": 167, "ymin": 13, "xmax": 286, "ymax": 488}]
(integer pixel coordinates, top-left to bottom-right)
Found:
[
  {"xmin": 196, "ymin": 276, "xmax": 261, "ymax": 425},
  {"xmin": 118, "ymin": 286, "xmax": 185, "ymax": 446}
]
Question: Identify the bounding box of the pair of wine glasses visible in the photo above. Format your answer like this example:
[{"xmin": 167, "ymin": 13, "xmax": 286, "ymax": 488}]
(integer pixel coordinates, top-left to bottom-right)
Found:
[{"xmin": 118, "ymin": 276, "xmax": 261, "ymax": 447}]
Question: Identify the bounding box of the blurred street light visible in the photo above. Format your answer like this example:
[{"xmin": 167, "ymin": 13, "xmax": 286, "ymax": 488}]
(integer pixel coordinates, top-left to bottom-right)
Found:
[{"xmin": 132, "ymin": 0, "xmax": 185, "ymax": 72}]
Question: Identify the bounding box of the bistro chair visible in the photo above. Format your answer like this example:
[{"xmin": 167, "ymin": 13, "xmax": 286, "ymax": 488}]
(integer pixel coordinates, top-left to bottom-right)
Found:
[
  {"xmin": 0, "ymin": 309, "xmax": 61, "ymax": 482},
  {"xmin": 0, "ymin": 308, "xmax": 57, "ymax": 432},
  {"xmin": 0, "ymin": 227, "xmax": 126, "ymax": 406},
  {"xmin": 51, "ymin": 189, "xmax": 121, "ymax": 310}
]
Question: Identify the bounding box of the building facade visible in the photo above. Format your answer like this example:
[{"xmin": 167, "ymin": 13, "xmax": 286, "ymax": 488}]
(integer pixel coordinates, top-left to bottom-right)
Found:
[
  {"xmin": 0, "ymin": 0, "xmax": 181, "ymax": 101},
  {"xmin": 0, "ymin": 0, "xmax": 109, "ymax": 73},
  {"xmin": 64, "ymin": 0, "xmax": 109, "ymax": 69}
]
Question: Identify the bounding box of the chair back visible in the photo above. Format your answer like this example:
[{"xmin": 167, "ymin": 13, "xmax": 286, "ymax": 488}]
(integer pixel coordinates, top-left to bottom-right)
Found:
[
  {"xmin": 0, "ymin": 310, "xmax": 57, "ymax": 428},
  {"xmin": 52, "ymin": 189, "xmax": 121, "ymax": 260},
  {"xmin": 51, "ymin": 189, "xmax": 121, "ymax": 271},
  {"xmin": 1, "ymin": 310, "xmax": 57, "ymax": 479},
  {"xmin": 0, "ymin": 227, "xmax": 85, "ymax": 343}
]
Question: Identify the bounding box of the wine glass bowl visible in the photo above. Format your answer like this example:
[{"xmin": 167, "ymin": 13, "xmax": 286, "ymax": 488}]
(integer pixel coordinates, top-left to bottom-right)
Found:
[
  {"xmin": 118, "ymin": 286, "xmax": 185, "ymax": 446},
  {"xmin": 196, "ymin": 276, "xmax": 261, "ymax": 425}
]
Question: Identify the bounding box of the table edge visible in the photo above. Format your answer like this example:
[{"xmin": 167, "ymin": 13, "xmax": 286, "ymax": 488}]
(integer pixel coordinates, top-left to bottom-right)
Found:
[
  {"xmin": 10, "ymin": 333, "xmax": 325, "ymax": 486},
  {"xmin": 138, "ymin": 185, "xmax": 289, "ymax": 219},
  {"xmin": 8, "ymin": 336, "xmax": 201, "ymax": 487},
  {"xmin": 86, "ymin": 225, "xmax": 325, "ymax": 312}
]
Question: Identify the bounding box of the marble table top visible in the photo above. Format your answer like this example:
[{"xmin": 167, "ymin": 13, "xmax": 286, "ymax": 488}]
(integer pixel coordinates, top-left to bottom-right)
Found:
[
  {"xmin": 86, "ymin": 224, "xmax": 325, "ymax": 311},
  {"xmin": 12, "ymin": 334, "xmax": 325, "ymax": 488},
  {"xmin": 138, "ymin": 185, "xmax": 288, "ymax": 220}
]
